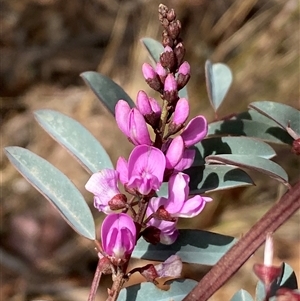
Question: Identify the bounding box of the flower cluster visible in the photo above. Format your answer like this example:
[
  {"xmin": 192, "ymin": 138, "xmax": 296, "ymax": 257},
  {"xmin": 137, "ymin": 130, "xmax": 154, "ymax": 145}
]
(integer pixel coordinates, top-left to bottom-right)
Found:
[{"xmin": 85, "ymin": 4, "xmax": 212, "ymax": 264}]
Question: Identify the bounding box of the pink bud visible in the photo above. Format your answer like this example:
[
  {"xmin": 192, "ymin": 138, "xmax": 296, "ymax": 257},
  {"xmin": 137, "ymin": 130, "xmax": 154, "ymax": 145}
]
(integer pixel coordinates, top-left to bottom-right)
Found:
[
  {"xmin": 155, "ymin": 62, "xmax": 167, "ymax": 79},
  {"xmin": 115, "ymin": 100, "xmax": 131, "ymax": 137},
  {"xmin": 136, "ymin": 90, "xmax": 161, "ymax": 117},
  {"xmin": 128, "ymin": 109, "xmax": 152, "ymax": 146},
  {"xmin": 142, "ymin": 63, "xmax": 156, "ymax": 80},
  {"xmin": 165, "ymin": 136, "xmax": 184, "ymax": 169},
  {"xmin": 136, "ymin": 90, "xmax": 152, "ymax": 115},
  {"xmin": 142, "ymin": 63, "xmax": 163, "ymax": 92},
  {"xmin": 178, "ymin": 61, "xmax": 190, "ymax": 76},
  {"xmin": 164, "ymin": 74, "xmax": 177, "ymax": 92},
  {"xmin": 173, "ymin": 98, "xmax": 189, "ymax": 125},
  {"xmin": 101, "ymin": 213, "xmax": 136, "ymax": 263}
]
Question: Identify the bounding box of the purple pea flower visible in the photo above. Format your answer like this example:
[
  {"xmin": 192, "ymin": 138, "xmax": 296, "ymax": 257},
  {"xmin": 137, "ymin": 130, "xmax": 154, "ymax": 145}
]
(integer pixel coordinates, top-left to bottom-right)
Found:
[
  {"xmin": 85, "ymin": 169, "xmax": 126, "ymax": 214},
  {"xmin": 115, "ymin": 100, "xmax": 152, "ymax": 146},
  {"xmin": 147, "ymin": 172, "xmax": 212, "ymax": 219},
  {"xmin": 181, "ymin": 115, "xmax": 208, "ymax": 147},
  {"xmin": 116, "ymin": 145, "xmax": 166, "ymax": 195},
  {"xmin": 101, "ymin": 213, "xmax": 136, "ymax": 263}
]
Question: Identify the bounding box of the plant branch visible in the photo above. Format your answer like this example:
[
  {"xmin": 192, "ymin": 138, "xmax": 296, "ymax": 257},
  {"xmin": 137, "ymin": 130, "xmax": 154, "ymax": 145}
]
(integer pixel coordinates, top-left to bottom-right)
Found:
[
  {"xmin": 87, "ymin": 258, "xmax": 103, "ymax": 301},
  {"xmin": 183, "ymin": 180, "xmax": 300, "ymax": 301}
]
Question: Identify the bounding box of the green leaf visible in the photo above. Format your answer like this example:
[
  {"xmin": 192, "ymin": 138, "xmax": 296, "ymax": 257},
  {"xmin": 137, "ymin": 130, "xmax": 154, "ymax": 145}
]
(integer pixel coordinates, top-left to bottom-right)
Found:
[
  {"xmin": 249, "ymin": 101, "xmax": 300, "ymax": 136},
  {"xmin": 81, "ymin": 71, "xmax": 135, "ymax": 116},
  {"xmin": 5, "ymin": 147, "xmax": 96, "ymax": 240},
  {"xmin": 255, "ymin": 263, "xmax": 298, "ymax": 301},
  {"xmin": 118, "ymin": 279, "xmax": 197, "ymax": 301},
  {"xmin": 185, "ymin": 165, "xmax": 254, "ymax": 194},
  {"xmin": 141, "ymin": 37, "xmax": 188, "ymax": 99},
  {"xmin": 205, "ymin": 60, "xmax": 232, "ymax": 112},
  {"xmin": 193, "ymin": 136, "xmax": 276, "ymax": 166},
  {"xmin": 230, "ymin": 290, "xmax": 253, "ymax": 301},
  {"xmin": 205, "ymin": 155, "xmax": 289, "ymax": 185},
  {"xmin": 208, "ymin": 119, "xmax": 293, "ymax": 145},
  {"xmin": 132, "ymin": 229, "xmax": 237, "ymax": 265},
  {"xmin": 34, "ymin": 109, "xmax": 113, "ymax": 174}
]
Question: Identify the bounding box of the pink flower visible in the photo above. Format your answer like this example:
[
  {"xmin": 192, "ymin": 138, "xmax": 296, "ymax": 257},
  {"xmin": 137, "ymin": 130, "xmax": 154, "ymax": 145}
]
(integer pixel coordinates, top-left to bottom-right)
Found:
[
  {"xmin": 115, "ymin": 100, "xmax": 152, "ymax": 146},
  {"xmin": 117, "ymin": 145, "xmax": 166, "ymax": 195},
  {"xmin": 181, "ymin": 115, "xmax": 208, "ymax": 147},
  {"xmin": 101, "ymin": 213, "xmax": 136, "ymax": 262},
  {"xmin": 148, "ymin": 172, "xmax": 212, "ymax": 218},
  {"xmin": 85, "ymin": 169, "xmax": 125, "ymax": 214}
]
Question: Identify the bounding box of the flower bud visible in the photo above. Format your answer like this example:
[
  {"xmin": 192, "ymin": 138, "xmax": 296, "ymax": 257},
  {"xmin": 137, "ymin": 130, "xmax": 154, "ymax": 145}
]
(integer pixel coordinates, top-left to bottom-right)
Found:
[
  {"xmin": 160, "ymin": 46, "xmax": 176, "ymax": 72},
  {"xmin": 136, "ymin": 90, "xmax": 161, "ymax": 128},
  {"xmin": 174, "ymin": 42, "xmax": 185, "ymax": 67},
  {"xmin": 177, "ymin": 61, "xmax": 191, "ymax": 89},
  {"xmin": 168, "ymin": 97, "xmax": 189, "ymax": 135},
  {"xmin": 128, "ymin": 108, "xmax": 152, "ymax": 146},
  {"xmin": 155, "ymin": 62, "xmax": 167, "ymax": 83},
  {"xmin": 142, "ymin": 63, "xmax": 162, "ymax": 92},
  {"xmin": 163, "ymin": 74, "xmax": 178, "ymax": 104},
  {"xmin": 101, "ymin": 213, "xmax": 136, "ymax": 265},
  {"xmin": 165, "ymin": 136, "xmax": 184, "ymax": 169}
]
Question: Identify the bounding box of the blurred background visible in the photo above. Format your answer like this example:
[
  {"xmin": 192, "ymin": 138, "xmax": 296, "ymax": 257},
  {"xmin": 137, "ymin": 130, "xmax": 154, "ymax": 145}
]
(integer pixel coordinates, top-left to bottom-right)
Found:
[{"xmin": 1, "ymin": 0, "xmax": 299, "ymax": 300}]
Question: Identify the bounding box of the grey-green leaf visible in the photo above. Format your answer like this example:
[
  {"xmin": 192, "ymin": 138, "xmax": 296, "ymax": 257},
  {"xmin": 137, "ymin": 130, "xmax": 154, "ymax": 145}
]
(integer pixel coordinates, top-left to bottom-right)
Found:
[
  {"xmin": 249, "ymin": 101, "xmax": 300, "ymax": 136},
  {"xmin": 34, "ymin": 109, "xmax": 113, "ymax": 174},
  {"xmin": 205, "ymin": 154, "xmax": 289, "ymax": 185},
  {"xmin": 141, "ymin": 37, "xmax": 164, "ymax": 64},
  {"xmin": 193, "ymin": 136, "xmax": 276, "ymax": 166},
  {"xmin": 5, "ymin": 147, "xmax": 96, "ymax": 240},
  {"xmin": 118, "ymin": 279, "xmax": 197, "ymax": 301},
  {"xmin": 132, "ymin": 229, "xmax": 237, "ymax": 265},
  {"xmin": 141, "ymin": 37, "xmax": 188, "ymax": 99},
  {"xmin": 230, "ymin": 290, "xmax": 253, "ymax": 301},
  {"xmin": 205, "ymin": 60, "xmax": 233, "ymax": 112},
  {"xmin": 185, "ymin": 165, "xmax": 254, "ymax": 194},
  {"xmin": 81, "ymin": 71, "xmax": 135, "ymax": 116},
  {"xmin": 208, "ymin": 119, "xmax": 293, "ymax": 145}
]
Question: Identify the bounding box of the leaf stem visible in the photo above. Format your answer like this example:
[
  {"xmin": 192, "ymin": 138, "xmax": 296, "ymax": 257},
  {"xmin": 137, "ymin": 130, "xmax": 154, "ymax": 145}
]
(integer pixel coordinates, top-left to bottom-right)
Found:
[{"xmin": 183, "ymin": 180, "xmax": 300, "ymax": 301}]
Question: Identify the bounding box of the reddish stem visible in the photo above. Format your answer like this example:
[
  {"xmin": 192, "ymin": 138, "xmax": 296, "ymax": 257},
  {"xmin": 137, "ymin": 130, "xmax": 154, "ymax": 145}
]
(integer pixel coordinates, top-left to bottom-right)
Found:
[
  {"xmin": 87, "ymin": 258, "xmax": 103, "ymax": 301},
  {"xmin": 183, "ymin": 181, "xmax": 300, "ymax": 301}
]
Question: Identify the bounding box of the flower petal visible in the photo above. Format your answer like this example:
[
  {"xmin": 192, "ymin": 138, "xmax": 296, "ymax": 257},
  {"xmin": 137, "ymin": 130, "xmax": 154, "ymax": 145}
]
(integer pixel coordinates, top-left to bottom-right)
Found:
[
  {"xmin": 116, "ymin": 157, "xmax": 129, "ymax": 185},
  {"xmin": 165, "ymin": 136, "xmax": 184, "ymax": 169},
  {"xmin": 128, "ymin": 109, "xmax": 152, "ymax": 145},
  {"xmin": 115, "ymin": 100, "xmax": 131, "ymax": 136},
  {"xmin": 174, "ymin": 148, "xmax": 195, "ymax": 171},
  {"xmin": 166, "ymin": 173, "xmax": 189, "ymax": 214},
  {"xmin": 181, "ymin": 115, "xmax": 208, "ymax": 147}
]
